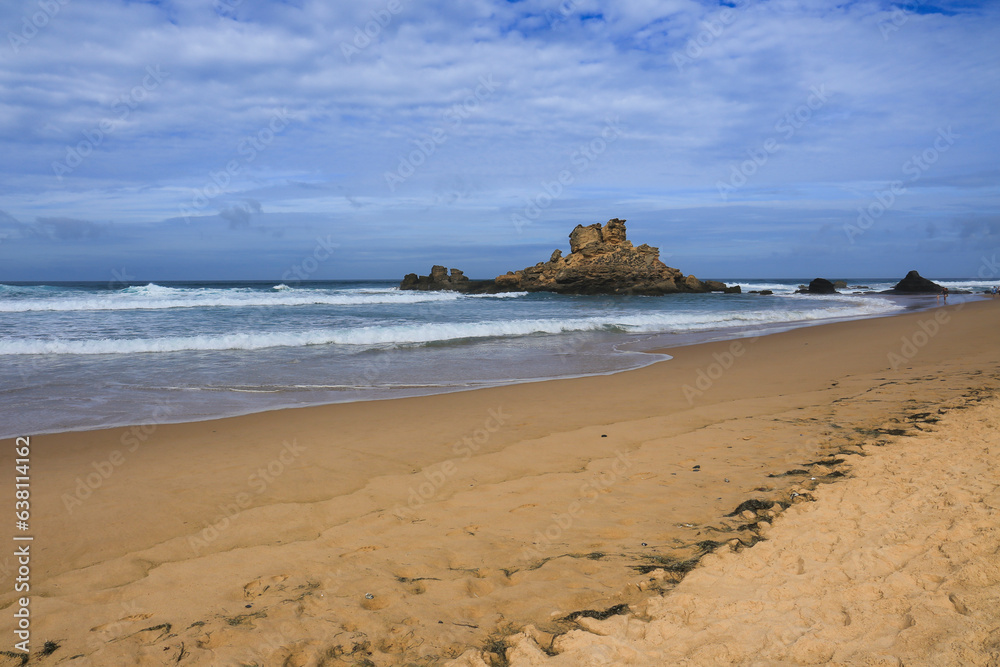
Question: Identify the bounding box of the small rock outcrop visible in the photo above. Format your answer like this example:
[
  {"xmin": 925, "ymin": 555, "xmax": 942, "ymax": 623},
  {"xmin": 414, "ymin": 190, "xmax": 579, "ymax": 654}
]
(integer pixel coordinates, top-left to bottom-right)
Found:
[
  {"xmin": 399, "ymin": 219, "xmax": 734, "ymax": 296},
  {"xmin": 399, "ymin": 266, "xmax": 495, "ymax": 293},
  {"xmin": 886, "ymin": 270, "xmax": 943, "ymax": 294}
]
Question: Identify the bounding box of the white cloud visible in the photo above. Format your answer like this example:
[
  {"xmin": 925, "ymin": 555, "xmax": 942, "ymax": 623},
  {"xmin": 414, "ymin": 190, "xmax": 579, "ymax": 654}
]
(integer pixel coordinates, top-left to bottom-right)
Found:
[{"xmin": 0, "ymin": 0, "xmax": 998, "ymax": 279}]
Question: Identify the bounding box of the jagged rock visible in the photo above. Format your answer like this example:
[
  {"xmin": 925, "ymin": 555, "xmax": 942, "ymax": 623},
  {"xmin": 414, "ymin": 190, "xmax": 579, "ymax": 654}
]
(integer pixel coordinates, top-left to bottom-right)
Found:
[
  {"xmin": 683, "ymin": 275, "xmax": 703, "ymax": 291},
  {"xmin": 703, "ymin": 280, "xmax": 727, "ymax": 292},
  {"xmin": 495, "ymin": 219, "xmax": 732, "ymax": 295},
  {"xmin": 569, "ymin": 223, "xmax": 604, "ymax": 256},
  {"xmin": 887, "ymin": 270, "xmax": 943, "ymax": 294},
  {"xmin": 601, "ymin": 218, "xmax": 628, "ymax": 245},
  {"xmin": 399, "ymin": 265, "xmax": 495, "ymax": 293},
  {"xmin": 833, "ymin": 280, "xmax": 848, "ymax": 289},
  {"xmin": 399, "ymin": 219, "xmax": 735, "ymax": 296}
]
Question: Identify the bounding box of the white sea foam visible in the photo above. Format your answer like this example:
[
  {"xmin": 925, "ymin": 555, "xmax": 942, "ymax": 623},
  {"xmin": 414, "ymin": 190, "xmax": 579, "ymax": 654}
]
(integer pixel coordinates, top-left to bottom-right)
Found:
[
  {"xmin": 0, "ymin": 296, "xmax": 903, "ymax": 356},
  {"xmin": 0, "ymin": 283, "xmax": 523, "ymax": 312}
]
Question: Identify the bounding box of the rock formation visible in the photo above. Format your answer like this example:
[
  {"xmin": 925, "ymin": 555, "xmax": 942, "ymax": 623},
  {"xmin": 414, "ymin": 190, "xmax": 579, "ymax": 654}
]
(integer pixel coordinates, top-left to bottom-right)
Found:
[
  {"xmin": 885, "ymin": 270, "xmax": 944, "ymax": 294},
  {"xmin": 400, "ymin": 218, "xmax": 735, "ymax": 295},
  {"xmin": 399, "ymin": 266, "xmax": 495, "ymax": 293},
  {"xmin": 799, "ymin": 278, "xmax": 838, "ymax": 294},
  {"xmin": 499, "ymin": 219, "xmax": 735, "ymax": 295}
]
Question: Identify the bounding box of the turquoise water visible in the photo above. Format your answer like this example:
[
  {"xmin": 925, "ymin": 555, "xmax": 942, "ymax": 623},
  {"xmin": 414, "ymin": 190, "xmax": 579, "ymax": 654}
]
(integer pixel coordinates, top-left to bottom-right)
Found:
[{"xmin": 0, "ymin": 278, "xmax": 988, "ymax": 437}]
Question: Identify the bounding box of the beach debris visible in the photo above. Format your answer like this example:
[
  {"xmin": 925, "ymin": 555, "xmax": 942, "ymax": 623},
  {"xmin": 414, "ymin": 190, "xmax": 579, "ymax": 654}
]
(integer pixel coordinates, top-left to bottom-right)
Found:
[
  {"xmin": 724, "ymin": 478, "xmax": 730, "ymax": 483},
  {"xmin": 601, "ymin": 434, "xmax": 608, "ymax": 437},
  {"xmin": 725, "ymin": 499, "xmax": 774, "ymax": 517},
  {"xmin": 560, "ymin": 603, "xmax": 630, "ymax": 623},
  {"xmin": 641, "ymin": 542, "xmax": 648, "ymax": 547},
  {"xmin": 768, "ymin": 469, "xmax": 810, "ymax": 478},
  {"xmin": 365, "ymin": 593, "xmax": 374, "ymax": 600},
  {"xmin": 693, "ymin": 464, "xmax": 701, "ymax": 471}
]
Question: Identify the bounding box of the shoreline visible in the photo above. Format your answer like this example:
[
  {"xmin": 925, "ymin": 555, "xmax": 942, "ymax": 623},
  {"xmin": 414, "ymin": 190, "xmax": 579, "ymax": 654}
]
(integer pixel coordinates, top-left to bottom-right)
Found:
[
  {"xmin": 2, "ymin": 292, "xmax": 969, "ymax": 441},
  {"xmin": 3, "ymin": 299, "xmax": 998, "ymax": 665}
]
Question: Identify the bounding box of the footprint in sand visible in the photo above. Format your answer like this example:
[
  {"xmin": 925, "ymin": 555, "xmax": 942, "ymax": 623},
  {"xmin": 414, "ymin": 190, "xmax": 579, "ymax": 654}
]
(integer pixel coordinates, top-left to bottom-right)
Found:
[
  {"xmin": 341, "ymin": 544, "xmax": 384, "ymax": 558},
  {"xmin": 466, "ymin": 578, "xmax": 495, "ymax": 597},
  {"xmin": 243, "ymin": 574, "xmax": 290, "ymax": 599},
  {"xmin": 90, "ymin": 613, "xmax": 153, "ymax": 632}
]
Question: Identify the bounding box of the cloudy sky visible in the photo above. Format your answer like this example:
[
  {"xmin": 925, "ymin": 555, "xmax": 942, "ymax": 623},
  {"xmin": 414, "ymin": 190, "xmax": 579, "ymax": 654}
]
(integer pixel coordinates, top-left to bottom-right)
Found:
[{"xmin": 1, "ymin": 0, "xmax": 998, "ymax": 281}]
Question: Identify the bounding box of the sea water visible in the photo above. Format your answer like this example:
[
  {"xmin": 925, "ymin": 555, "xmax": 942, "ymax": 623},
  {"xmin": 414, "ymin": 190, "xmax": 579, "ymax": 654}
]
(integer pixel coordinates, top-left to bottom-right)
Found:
[{"xmin": 0, "ymin": 279, "xmax": 990, "ymax": 438}]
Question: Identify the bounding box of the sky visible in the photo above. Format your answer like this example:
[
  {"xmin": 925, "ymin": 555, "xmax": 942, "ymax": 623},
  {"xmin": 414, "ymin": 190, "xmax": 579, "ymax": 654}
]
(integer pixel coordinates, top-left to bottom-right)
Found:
[{"xmin": 0, "ymin": 0, "xmax": 998, "ymax": 282}]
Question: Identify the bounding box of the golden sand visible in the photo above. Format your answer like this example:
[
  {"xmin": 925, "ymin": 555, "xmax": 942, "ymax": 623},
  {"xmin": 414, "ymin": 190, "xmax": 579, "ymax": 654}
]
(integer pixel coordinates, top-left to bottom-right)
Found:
[{"xmin": 2, "ymin": 299, "xmax": 998, "ymax": 665}]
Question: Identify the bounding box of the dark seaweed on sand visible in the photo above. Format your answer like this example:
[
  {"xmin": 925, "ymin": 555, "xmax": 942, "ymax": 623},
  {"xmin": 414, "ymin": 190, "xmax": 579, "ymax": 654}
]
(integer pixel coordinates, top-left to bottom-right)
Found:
[
  {"xmin": 725, "ymin": 499, "xmax": 774, "ymax": 516},
  {"xmin": 561, "ymin": 603, "xmax": 630, "ymax": 622}
]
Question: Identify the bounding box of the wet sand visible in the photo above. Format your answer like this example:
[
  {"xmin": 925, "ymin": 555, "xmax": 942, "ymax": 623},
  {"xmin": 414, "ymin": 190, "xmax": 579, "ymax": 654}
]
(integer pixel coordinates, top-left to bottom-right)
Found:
[{"xmin": 1, "ymin": 299, "xmax": 998, "ymax": 665}]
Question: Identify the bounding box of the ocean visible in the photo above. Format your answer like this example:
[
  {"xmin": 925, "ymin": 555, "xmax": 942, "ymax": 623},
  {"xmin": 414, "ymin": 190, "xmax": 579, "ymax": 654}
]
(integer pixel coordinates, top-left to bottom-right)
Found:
[{"xmin": 0, "ymin": 278, "xmax": 991, "ymax": 439}]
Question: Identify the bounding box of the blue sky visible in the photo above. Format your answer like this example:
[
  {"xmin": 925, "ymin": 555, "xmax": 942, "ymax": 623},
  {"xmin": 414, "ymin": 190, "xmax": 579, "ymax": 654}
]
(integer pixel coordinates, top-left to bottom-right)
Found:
[{"xmin": 1, "ymin": 0, "xmax": 998, "ymax": 281}]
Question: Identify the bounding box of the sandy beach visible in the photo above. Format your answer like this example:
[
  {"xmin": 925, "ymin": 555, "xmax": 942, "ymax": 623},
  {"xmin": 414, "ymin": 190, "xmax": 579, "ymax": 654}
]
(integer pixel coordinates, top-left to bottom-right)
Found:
[{"xmin": 3, "ymin": 299, "xmax": 999, "ymax": 666}]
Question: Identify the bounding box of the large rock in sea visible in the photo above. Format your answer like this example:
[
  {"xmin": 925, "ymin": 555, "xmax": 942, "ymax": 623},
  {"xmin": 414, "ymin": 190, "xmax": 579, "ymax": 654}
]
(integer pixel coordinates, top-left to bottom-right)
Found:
[
  {"xmin": 494, "ymin": 218, "xmax": 729, "ymax": 295},
  {"xmin": 887, "ymin": 270, "xmax": 944, "ymax": 294},
  {"xmin": 806, "ymin": 278, "xmax": 837, "ymax": 294},
  {"xmin": 399, "ymin": 218, "xmax": 735, "ymax": 295}
]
